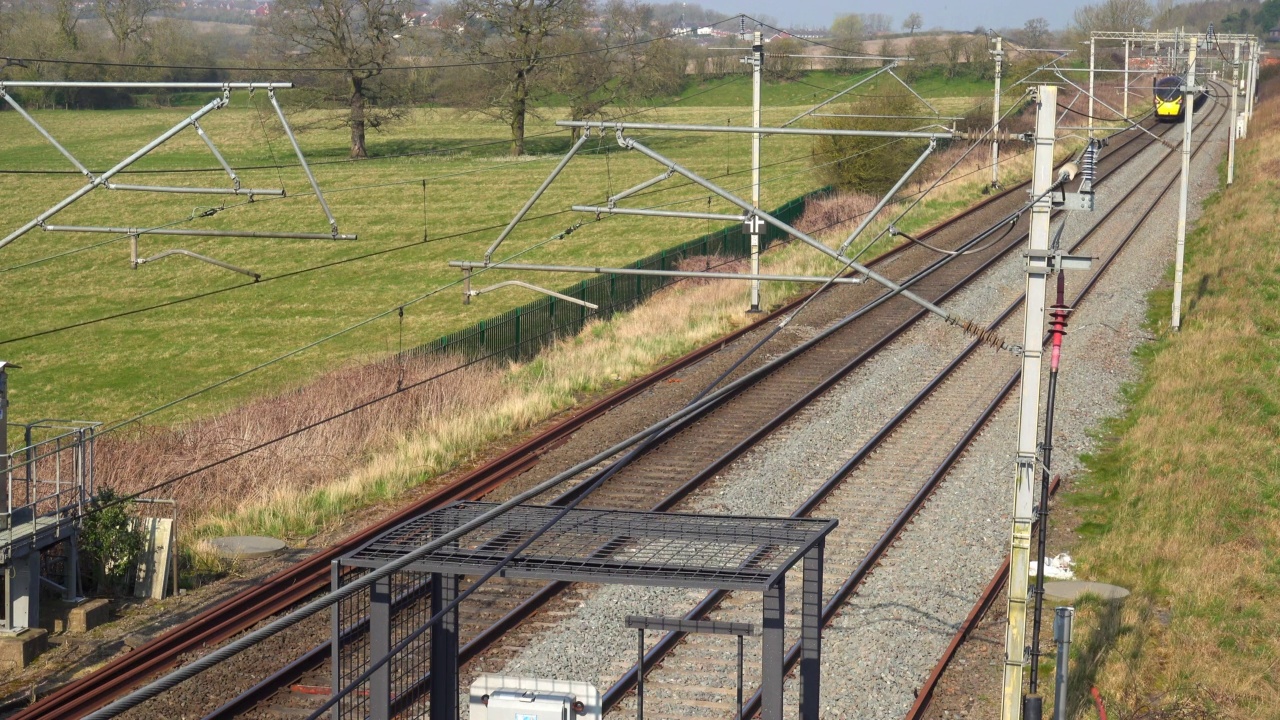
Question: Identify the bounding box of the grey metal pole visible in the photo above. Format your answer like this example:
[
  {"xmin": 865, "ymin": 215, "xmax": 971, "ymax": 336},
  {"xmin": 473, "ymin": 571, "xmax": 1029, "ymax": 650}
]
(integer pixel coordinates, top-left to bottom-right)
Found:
[
  {"xmin": 44, "ymin": 225, "xmax": 356, "ymax": 241},
  {"xmin": 572, "ymin": 206, "xmax": 745, "ymax": 221},
  {"xmin": 557, "ymin": 120, "xmax": 953, "ymax": 140},
  {"xmin": 134, "ymin": 249, "xmax": 260, "ymax": 280},
  {"xmin": 267, "ymin": 90, "xmax": 339, "ymax": 238},
  {"xmin": 484, "ymin": 130, "xmax": 592, "ymax": 264},
  {"xmin": 104, "ymin": 184, "xmax": 286, "ymax": 197},
  {"xmin": 0, "ymin": 90, "xmax": 94, "ymax": 179},
  {"xmin": 837, "ymin": 141, "xmax": 935, "ymax": 256},
  {"xmin": 750, "ymin": 28, "xmax": 764, "ymax": 313},
  {"xmin": 1052, "ymin": 607, "xmax": 1074, "ymax": 720},
  {"xmin": 447, "ymin": 260, "xmax": 865, "ymax": 286},
  {"xmin": 1172, "ymin": 42, "xmax": 1197, "ymax": 331},
  {"xmin": 607, "ymin": 170, "xmax": 671, "ymax": 205},
  {"xmin": 991, "ymin": 36, "xmax": 1004, "ymax": 189},
  {"xmin": 194, "ymin": 122, "xmax": 244, "ymax": 189},
  {"xmin": 0, "ymin": 96, "xmax": 226, "ymax": 251},
  {"xmin": 1001, "ymin": 84, "xmax": 1058, "ymax": 720},
  {"xmin": 1229, "ymin": 43, "xmax": 1240, "ymax": 186},
  {"xmin": 617, "ymin": 136, "xmax": 954, "ymax": 321}
]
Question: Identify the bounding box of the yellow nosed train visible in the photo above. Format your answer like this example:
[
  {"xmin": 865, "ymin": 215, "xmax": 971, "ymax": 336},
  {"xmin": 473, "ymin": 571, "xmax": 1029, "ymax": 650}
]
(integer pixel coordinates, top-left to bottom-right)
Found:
[{"xmin": 1153, "ymin": 76, "xmax": 1206, "ymax": 121}]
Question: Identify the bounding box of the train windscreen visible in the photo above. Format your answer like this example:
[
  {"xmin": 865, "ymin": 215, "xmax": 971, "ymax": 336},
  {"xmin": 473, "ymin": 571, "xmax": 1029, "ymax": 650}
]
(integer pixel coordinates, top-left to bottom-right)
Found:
[{"xmin": 1154, "ymin": 77, "xmax": 1182, "ymax": 101}]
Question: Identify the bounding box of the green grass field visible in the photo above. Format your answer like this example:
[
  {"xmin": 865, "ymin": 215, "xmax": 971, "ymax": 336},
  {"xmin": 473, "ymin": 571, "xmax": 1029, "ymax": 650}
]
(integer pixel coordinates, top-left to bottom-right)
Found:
[{"xmin": 0, "ymin": 71, "xmax": 990, "ymax": 429}]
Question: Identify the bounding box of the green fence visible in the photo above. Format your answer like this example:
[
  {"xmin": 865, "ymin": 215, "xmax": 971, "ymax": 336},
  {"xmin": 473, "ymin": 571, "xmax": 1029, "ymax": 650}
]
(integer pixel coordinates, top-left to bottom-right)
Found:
[{"xmin": 410, "ymin": 189, "xmax": 826, "ymax": 363}]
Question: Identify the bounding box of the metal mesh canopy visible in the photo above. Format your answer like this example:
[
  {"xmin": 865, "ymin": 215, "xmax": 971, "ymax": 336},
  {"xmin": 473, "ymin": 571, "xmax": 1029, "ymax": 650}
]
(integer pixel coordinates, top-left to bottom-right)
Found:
[{"xmin": 342, "ymin": 502, "xmax": 837, "ymax": 591}]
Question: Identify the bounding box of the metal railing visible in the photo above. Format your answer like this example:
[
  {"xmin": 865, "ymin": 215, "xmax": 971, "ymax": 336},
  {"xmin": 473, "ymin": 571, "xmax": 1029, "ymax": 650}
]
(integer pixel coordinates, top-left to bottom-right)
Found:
[{"xmin": 2, "ymin": 420, "xmax": 100, "ymax": 558}]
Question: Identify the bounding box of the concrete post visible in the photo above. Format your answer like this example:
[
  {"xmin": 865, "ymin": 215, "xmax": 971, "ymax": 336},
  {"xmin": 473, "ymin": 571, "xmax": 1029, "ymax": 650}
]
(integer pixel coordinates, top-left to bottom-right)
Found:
[
  {"xmin": 749, "ymin": 29, "xmax": 763, "ymax": 313},
  {"xmin": 1000, "ymin": 84, "xmax": 1057, "ymax": 720},
  {"xmin": 1229, "ymin": 42, "xmax": 1240, "ymax": 186},
  {"xmin": 991, "ymin": 36, "xmax": 1004, "ymax": 189},
  {"xmin": 1123, "ymin": 40, "xmax": 1130, "ymax": 119},
  {"xmin": 1172, "ymin": 43, "xmax": 1197, "ymax": 331},
  {"xmin": 1087, "ymin": 38, "xmax": 1096, "ymax": 138}
]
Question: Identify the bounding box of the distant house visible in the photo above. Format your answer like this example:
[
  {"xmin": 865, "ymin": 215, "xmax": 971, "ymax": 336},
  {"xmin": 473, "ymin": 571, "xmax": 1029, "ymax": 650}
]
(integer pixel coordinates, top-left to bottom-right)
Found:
[
  {"xmin": 1270, "ymin": 26, "xmax": 1280, "ymax": 41},
  {"xmin": 253, "ymin": 3, "xmax": 269, "ymax": 16}
]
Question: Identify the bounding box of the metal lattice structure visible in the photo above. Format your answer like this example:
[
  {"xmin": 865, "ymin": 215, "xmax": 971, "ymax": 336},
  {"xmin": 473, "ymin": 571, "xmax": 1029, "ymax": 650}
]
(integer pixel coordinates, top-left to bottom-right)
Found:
[
  {"xmin": 0, "ymin": 81, "xmax": 356, "ymax": 277},
  {"xmin": 334, "ymin": 502, "xmax": 835, "ymax": 720},
  {"xmin": 2, "ymin": 418, "xmax": 100, "ymax": 631}
]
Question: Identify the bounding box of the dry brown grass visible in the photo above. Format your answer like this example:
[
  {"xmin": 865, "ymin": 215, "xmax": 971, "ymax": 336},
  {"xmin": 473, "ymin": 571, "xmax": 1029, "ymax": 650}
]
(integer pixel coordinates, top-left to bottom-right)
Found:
[
  {"xmin": 96, "ymin": 355, "xmax": 503, "ymax": 536},
  {"xmin": 1064, "ymin": 74, "xmax": 1280, "ymax": 719}
]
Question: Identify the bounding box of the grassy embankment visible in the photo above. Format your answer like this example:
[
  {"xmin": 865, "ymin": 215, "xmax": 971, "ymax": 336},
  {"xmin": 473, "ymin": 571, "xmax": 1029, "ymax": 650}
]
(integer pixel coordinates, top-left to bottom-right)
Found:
[{"xmin": 1062, "ymin": 74, "xmax": 1280, "ymax": 718}]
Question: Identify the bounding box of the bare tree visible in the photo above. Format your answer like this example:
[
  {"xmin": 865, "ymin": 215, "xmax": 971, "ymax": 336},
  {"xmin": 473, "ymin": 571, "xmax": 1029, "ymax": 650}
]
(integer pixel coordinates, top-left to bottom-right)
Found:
[
  {"xmin": 829, "ymin": 13, "xmax": 864, "ymax": 71},
  {"xmin": 863, "ymin": 13, "xmax": 893, "ymax": 34},
  {"xmin": 547, "ymin": 1, "xmax": 684, "ymax": 130},
  {"xmin": 1020, "ymin": 17, "xmax": 1051, "ymax": 48},
  {"xmin": 902, "ymin": 12, "xmax": 923, "ymax": 36},
  {"xmin": 942, "ymin": 34, "xmax": 976, "ymax": 78},
  {"xmin": 268, "ymin": 0, "xmax": 412, "ymax": 158},
  {"xmin": 1073, "ymin": 0, "xmax": 1152, "ymax": 35},
  {"xmin": 440, "ymin": 0, "xmax": 593, "ymax": 156},
  {"xmin": 96, "ymin": 0, "xmax": 172, "ymax": 54}
]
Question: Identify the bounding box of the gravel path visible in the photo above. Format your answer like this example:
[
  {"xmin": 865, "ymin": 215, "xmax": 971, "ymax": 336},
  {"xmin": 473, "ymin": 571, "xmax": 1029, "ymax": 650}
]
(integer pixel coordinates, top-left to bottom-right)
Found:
[{"xmin": 477, "ymin": 103, "xmax": 1228, "ymax": 720}]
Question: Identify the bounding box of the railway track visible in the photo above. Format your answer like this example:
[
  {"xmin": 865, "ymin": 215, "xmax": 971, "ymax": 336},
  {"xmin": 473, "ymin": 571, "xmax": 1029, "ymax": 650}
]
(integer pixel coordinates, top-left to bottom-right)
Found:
[
  {"xmin": 902, "ymin": 84, "xmax": 1231, "ymax": 720},
  {"xmin": 12, "ymin": 98, "xmax": 1172, "ymax": 720},
  {"xmin": 592, "ymin": 87, "xmax": 1230, "ymax": 720},
  {"xmin": 216, "ymin": 111, "xmax": 1172, "ymax": 719}
]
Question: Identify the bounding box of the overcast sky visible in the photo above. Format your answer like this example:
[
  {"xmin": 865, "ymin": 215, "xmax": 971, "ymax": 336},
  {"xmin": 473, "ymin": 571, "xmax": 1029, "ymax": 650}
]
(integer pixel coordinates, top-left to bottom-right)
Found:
[{"xmin": 697, "ymin": 0, "xmax": 1083, "ymax": 33}]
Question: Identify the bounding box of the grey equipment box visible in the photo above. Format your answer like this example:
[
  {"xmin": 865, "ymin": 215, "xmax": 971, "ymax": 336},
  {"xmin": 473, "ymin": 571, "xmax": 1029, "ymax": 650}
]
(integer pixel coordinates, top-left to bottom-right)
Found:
[{"xmin": 469, "ymin": 674, "xmax": 601, "ymax": 720}]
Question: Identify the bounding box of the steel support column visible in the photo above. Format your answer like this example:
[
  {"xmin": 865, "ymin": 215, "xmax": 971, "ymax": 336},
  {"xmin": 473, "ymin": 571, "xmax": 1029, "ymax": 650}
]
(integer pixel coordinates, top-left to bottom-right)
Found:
[
  {"xmin": 761, "ymin": 576, "xmax": 785, "ymax": 720},
  {"xmin": 369, "ymin": 576, "xmax": 392, "ymax": 720},
  {"xmin": 799, "ymin": 542, "xmax": 824, "ymax": 720},
  {"xmin": 1000, "ymin": 84, "xmax": 1057, "ymax": 720},
  {"xmin": 430, "ymin": 573, "xmax": 459, "ymax": 720}
]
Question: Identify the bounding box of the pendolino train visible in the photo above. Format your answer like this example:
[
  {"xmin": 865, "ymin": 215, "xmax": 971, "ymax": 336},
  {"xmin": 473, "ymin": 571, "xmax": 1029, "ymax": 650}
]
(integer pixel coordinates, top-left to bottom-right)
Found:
[{"xmin": 1153, "ymin": 76, "xmax": 1207, "ymax": 121}]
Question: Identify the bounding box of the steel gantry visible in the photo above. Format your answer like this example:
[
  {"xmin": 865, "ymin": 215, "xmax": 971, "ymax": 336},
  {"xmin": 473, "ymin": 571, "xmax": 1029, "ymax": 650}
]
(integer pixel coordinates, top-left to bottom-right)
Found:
[{"xmin": 0, "ymin": 81, "xmax": 355, "ymax": 277}]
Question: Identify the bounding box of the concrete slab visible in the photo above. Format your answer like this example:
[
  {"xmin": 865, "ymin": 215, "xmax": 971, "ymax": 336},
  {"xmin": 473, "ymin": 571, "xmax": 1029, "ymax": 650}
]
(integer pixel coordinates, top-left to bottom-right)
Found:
[
  {"xmin": 40, "ymin": 599, "xmax": 111, "ymax": 634},
  {"xmin": 0, "ymin": 628, "xmax": 48, "ymax": 671},
  {"xmin": 1043, "ymin": 580, "xmax": 1131, "ymax": 605},
  {"xmin": 209, "ymin": 535, "xmax": 286, "ymax": 560}
]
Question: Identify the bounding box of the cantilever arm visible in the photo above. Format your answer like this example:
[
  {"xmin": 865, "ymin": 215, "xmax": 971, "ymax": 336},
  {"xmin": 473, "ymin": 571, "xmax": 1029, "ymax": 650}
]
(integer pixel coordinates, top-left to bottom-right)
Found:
[{"xmin": 464, "ymin": 280, "xmax": 598, "ymax": 309}]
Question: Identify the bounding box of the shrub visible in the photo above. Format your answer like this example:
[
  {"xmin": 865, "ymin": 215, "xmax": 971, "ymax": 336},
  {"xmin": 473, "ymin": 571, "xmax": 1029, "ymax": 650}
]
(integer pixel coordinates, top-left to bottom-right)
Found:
[{"xmin": 80, "ymin": 489, "xmax": 146, "ymax": 596}]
